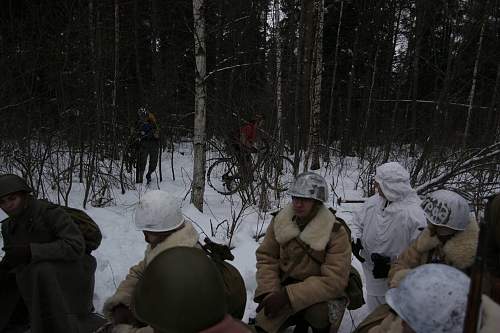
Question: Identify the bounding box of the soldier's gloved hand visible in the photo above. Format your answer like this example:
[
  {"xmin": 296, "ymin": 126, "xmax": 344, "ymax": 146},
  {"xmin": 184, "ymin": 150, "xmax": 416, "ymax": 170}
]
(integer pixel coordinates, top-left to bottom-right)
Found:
[
  {"xmin": 371, "ymin": 253, "xmax": 391, "ymax": 279},
  {"xmin": 262, "ymin": 290, "xmax": 290, "ymax": 318},
  {"xmin": 112, "ymin": 304, "xmax": 136, "ymax": 325},
  {"xmin": 351, "ymin": 238, "xmax": 365, "ymax": 263},
  {"xmin": 2, "ymin": 245, "xmax": 31, "ymax": 267}
]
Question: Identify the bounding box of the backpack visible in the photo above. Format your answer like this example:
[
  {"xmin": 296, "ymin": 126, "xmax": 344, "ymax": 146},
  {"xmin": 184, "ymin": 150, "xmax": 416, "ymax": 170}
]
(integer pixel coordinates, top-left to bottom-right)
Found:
[
  {"xmin": 329, "ymin": 208, "xmax": 366, "ymax": 310},
  {"xmin": 201, "ymin": 237, "xmax": 247, "ymax": 320},
  {"xmin": 41, "ymin": 200, "xmax": 103, "ymax": 253}
]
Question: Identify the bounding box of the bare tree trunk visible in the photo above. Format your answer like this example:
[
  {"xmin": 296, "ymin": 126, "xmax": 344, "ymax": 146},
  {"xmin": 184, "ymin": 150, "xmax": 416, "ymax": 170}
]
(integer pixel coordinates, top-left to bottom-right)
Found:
[
  {"xmin": 463, "ymin": 20, "xmax": 485, "ymax": 147},
  {"xmin": 410, "ymin": 1, "xmax": 422, "ymax": 154},
  {"xmin": 307, "ymin": 0, "xmax": 323, "ymax": 171},
  {"xmin": 360, "ymin": 46, "xmax": 378, "ymax": 147},
  {"xmin": 340, "ymin": 25, "xmax": 359, "ymax": 156},
  {"xmin": 191, "ymin": 0, "xmax": 207, "ymax": 212},
  {"xmin": 274, "ymin": 0, "xmax": 283, "ymax": 145},
  {"xmin": 151, "ymin": 0, "xmax": 161, "ymax": 109},
  {"xmin": 111, "ymin": 0, "xmax": 119, "ymax": 163},
  {"xmin": 134, "ymin": 0, "xmax": 144, "ymax": 100},
  {"xmin": 292, "ymin": 5, "xmax": 306, "ymax": 173},
  {"xmin": 325, "ymin": 1, "xmax": 344, "ymax": 157}
]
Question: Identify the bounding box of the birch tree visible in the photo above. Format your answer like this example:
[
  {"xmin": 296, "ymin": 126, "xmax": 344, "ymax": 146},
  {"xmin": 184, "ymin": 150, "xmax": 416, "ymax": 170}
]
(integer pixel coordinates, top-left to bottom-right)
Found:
[
  {"xmin": 463, "ymin": 19, "xmax": 485, "ymax": 147},
  {"xmin": 191, "ymin": 0, "xmax": 207, "ymax": 211},
  {"xmin": 305, "ymin": 0, "xmax": 324, "ymax": 171}
]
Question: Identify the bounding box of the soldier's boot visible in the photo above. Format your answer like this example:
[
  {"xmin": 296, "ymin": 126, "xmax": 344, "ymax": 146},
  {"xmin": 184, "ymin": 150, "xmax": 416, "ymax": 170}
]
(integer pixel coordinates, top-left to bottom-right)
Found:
[{"xmin": 146, "ymin": 173, "xmax": 152, "ymax": 184}]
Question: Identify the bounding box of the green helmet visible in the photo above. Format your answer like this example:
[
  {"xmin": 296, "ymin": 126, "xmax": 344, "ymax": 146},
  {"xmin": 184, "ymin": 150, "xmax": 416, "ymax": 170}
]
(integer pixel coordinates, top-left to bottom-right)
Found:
[
  {"xmin": 133, "ymin": 247, "xmax": 227, "ymax": 333},
  {"xmin": 0, "ymin": 174, "xmax": 32, "ymax": 198}
]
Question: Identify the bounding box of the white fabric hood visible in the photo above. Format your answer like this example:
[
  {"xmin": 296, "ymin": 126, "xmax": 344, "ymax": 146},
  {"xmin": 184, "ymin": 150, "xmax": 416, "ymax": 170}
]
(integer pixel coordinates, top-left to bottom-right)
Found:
[{"xmin": 374, "ymin": 162, "xmax": 414, "ymax": 202}]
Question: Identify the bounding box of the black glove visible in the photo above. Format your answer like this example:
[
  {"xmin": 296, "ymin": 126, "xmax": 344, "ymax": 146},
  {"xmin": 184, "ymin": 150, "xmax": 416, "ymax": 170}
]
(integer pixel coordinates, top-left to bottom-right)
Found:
[
  {"xmin": 351, "ymin": 238, "xmax": 365, "ymax": 263},
  {"xmin": 112, "ymin": 304, "xmax": 136, "ymax": 325},
  {"xmin": 371, "ymin": 253, "xmax": 391, "ymax": 279},
  {"xmin": 2, "ymin": 245, "xmax": 32, "ymax": 267},
  {"xmin": 256, "ymin": 290, "xmax": 290, "ymax": 318}
]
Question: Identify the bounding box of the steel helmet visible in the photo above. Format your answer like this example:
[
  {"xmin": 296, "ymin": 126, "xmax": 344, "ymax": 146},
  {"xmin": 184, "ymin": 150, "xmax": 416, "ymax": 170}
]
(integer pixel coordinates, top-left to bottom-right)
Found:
[
  {"xmin": 0, "ymin": 174, "xmax": 32, "ymax": 198},
  {"xmin": 421, "ymin": 190, "xmax": 470, "ymax": 231},
  {"xmin": 386, "ymin": 264, "xmax": 469, "ymax": 333},
  {"xmin": 288, "ymin": 172, "xmax": 328, "ymax": 202},
  {"xmin": 132, "ymin": 247, "xmax": 227, "ymax": 333},
  {"xmin": 134, "ymin": 190, "xmax": 185, "ymax": 232}
]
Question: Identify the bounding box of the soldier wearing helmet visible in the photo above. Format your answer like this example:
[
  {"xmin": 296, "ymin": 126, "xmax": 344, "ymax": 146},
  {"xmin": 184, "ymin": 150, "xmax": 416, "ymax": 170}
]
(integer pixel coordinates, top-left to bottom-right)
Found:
[
  {"xmin": 388, "ymin": 190, "xmax": 478, "ymax": 288},
  {"xmin": 132, "ymin": 246, "xmax": 251, "ymax": 333},
  {"xmin": 349, "ymin": 162, "xmax": 426, "ymax": 312},
  {"xmin": 370, "ymin": 264, "xmax": 470, "ymax": 333},
  {"xmin": 101, "ymin": 190, "xmax": 200, "ymax": 333},
  {"xmin": 0, "ymin": 174, "xmax": 97, "ymax": 332},
  {"xmin": 254, "ymin": 172, "xmax": 351, "ymax": 333},
  {"xmin": 135, "ymin": 106, "xmax": 160, "ymax": 184}
]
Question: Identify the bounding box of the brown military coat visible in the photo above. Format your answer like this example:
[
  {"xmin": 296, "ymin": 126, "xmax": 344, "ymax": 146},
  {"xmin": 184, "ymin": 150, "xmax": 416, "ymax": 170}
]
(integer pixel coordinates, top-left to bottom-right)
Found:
[{"xmin": 254, "ymin": 204, "xmax": 351, "ymax": 333}]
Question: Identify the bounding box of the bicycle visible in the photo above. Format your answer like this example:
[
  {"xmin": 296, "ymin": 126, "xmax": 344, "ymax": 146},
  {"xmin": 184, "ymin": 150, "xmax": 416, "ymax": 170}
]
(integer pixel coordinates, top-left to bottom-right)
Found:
[{"xmin": 207, "ymin": 142, "xmax": 295, "ymax": 195}]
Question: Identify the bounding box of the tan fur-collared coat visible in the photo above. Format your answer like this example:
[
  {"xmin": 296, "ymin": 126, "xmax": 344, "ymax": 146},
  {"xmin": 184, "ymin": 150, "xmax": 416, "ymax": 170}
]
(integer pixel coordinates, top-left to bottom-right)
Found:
[
  {"xmin": 388, "ymin": 219, "xmax": 478, "ymax": 287},
  {"xmin": 102, "ymin": 222, "xmax": 199, "ymax": 333},
  {"xmin": 254, "ymin": 204, "xmax": 351, "ymax": 333}
]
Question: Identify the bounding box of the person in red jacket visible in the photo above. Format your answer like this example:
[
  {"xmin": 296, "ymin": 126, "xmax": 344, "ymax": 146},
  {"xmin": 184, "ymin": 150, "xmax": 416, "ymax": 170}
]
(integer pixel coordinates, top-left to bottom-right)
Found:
[{"xmin": 228, "ymin": 114, "xmax": 264, "ymax": 184}]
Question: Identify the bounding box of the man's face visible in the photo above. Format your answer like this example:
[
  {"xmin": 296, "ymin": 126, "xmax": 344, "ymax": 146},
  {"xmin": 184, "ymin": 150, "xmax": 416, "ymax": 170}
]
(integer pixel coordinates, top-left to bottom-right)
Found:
[
  {"xmin": 0, "ymin": 192, "xmax": 25, "ymax": 216},
  {"xmin": 292, "ymin": 197, "xmax": 316, "ymax": 218},
  {"xmin": 143, "ymin": 227, "xmax": 182, "ymax": 249},
  {"xmin": 374, "ymin": 181, "xmax": 386, "ymax": 200},
  {"xmin": 428, "ymin": 223, "xmax": 457, "ymax": 243}
]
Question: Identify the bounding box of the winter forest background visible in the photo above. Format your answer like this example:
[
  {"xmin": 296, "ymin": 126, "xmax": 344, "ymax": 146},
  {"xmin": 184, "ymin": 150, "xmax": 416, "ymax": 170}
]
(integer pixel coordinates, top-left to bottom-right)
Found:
[
  {"xmin": 1, "ymin": 0, "xmax": 500, "ymax": 209},
  {"xmin": 1, "ymin": 0, "xmax": 500, "ymax": 330}
]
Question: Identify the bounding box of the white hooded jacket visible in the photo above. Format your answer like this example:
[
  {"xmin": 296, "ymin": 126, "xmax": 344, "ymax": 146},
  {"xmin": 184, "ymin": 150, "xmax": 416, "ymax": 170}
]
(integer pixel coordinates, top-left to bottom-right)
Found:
[{"xmin": 350, "ymin": 162, "xmax": 426, "ymax": 296}]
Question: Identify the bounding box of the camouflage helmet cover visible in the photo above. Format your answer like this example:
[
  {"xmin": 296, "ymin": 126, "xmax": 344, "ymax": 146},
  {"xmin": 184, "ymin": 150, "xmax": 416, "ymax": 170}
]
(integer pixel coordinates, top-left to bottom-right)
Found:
[
  {"xmin": 0, "ymin": 174, "xmax": 32, "ymax": 198},
  {"xmin": 133, "ymin": 247, "xmax": 227, "ymax": 333},
  {"xmin": 288, "ymin": 171, "xmax": 328, "ymax": 202},
  {"xmin": 421, "ymin": 190, "xmax": 470, "ymax": 231}
]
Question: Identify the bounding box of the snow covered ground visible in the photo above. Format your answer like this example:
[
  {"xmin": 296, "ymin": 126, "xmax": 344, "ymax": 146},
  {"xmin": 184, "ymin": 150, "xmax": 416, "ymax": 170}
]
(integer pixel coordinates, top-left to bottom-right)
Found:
[{"xmin": 0, "ymin": 143, "xmax": 371, "ymax": 332}]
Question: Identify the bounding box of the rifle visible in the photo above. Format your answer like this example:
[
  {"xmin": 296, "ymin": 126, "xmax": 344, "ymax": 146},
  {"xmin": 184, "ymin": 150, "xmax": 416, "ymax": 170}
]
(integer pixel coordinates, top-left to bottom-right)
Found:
[
  {"xmin": 463, "ymin": 197, "xmax": 494, "ymax": 333},
  {"xmin": 336, "ymin": 196, "xmax": 365, "ymax": 206}
]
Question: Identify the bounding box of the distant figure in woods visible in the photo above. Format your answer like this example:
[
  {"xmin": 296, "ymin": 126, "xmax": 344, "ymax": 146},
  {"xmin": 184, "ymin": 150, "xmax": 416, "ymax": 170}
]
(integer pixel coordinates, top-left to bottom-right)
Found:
[
  {"xmin": 135, "ymin": 107, "xmax": 160, "ymax": 184},
  {"xmin": 0, "ymin": 174, "xmax": 98, "ymax": 333},
  {"xmin": 229, "ymin": 114, "xmax": 265, "ymax": 183},
  {"xmin": 349, "ymin": 162, "xmax": 426, "ymax": 312},
  {"xmin": 254, "ymin": 172, "xmax": 351, "ymax": 333}
]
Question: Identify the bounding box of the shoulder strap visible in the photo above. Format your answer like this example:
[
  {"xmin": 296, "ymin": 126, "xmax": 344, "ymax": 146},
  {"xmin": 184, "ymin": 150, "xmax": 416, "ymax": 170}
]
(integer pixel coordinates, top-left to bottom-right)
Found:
[{"xmin": 280, "ymin": 247, "xmax": 307, "ymax": 283}]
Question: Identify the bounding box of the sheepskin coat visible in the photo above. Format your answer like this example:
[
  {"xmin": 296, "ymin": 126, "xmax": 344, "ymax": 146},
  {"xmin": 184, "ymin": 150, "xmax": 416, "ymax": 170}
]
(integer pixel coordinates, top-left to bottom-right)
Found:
[
  {"xmin": 102, "ymin": 221, "xmax": 199, "ymax": 328},
  {"xmin": 388, "ymin": 219, "xmax": 478, "ymax": 287},
  {"xmin": 254, "ymin": 204, "xmax": 351, "ymax": 333}
]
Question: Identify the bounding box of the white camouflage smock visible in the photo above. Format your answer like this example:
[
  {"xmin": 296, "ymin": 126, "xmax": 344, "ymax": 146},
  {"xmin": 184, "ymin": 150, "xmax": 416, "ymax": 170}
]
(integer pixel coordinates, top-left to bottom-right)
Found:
[{"xmin": 350, "ymin": 162, "xmax": 426, "ymax": 298}]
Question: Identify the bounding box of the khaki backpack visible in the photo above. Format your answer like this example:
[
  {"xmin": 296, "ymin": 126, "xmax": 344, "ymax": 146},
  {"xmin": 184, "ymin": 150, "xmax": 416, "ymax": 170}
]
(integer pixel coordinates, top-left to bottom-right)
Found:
[
  {"xmin": 41, "ymin": 200, "xmax": 103, "ymax": 253},
  {"xmin": 201, "ymin": 237, "xmax": 247, "ymax": 320}
]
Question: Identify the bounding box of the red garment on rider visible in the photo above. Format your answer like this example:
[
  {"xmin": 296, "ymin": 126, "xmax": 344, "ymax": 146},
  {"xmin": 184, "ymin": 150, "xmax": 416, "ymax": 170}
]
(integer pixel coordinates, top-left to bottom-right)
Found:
[
  {"xmin": 198, "ymin": 315, "xmax": 251, "ymax": 333},
  {"xmin": 240, "ymin": 122, "xmax": 257, "ymax": 144}
]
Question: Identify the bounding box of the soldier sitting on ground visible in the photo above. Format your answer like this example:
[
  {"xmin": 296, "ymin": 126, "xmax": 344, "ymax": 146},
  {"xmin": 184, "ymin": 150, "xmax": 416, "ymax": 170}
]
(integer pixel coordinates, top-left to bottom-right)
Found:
[
  {"xmin": 132, "ymin": 246, "xmax": 251, "ymax": 333},
  {"xmin": 101, "ymin": 190, "xmax": 200, "ymax": 333},
  {"xmin": 388, "ymin": 189, "xmax": 479, "ymax": 287},
  {"xmin": 0, "ymin": 174, "xmax": 98, "ymax": 333},
  {"xmin": 373, "ymin": 264, "xmax": 470, "ymax": 333},
  {"xmin": 254, "ymin": 172, "xmax": 351, "ymax": 333}
]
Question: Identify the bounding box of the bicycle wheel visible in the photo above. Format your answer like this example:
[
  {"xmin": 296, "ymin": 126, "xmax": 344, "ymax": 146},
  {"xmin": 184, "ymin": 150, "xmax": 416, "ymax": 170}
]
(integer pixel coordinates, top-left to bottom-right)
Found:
[
  {"xmin": 207, "ymin": 158, "xmax": 242, "ymax": 195},
  {"xmin": 264, "ymin": 156, "xmax": 295, "ymax": 192}
]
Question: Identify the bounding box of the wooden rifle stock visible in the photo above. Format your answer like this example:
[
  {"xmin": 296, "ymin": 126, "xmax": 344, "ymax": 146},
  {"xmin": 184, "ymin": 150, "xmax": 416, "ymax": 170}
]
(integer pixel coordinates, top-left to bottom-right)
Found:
[{"xmin": 463, "ymin": 217, "xmax": 488, "ymax": 333}]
